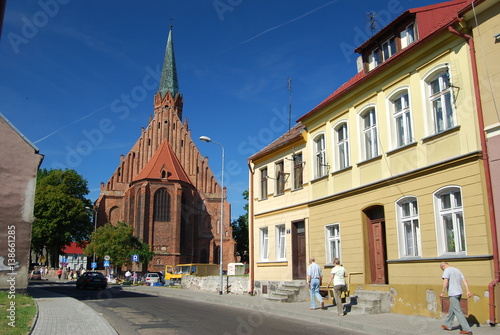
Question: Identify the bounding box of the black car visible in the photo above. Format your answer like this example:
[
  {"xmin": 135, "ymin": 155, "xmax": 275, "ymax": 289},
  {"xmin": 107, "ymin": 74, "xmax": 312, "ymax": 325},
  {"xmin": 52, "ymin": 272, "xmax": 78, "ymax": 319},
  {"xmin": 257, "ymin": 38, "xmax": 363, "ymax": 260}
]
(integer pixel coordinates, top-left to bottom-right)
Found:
[{"xmin": 76, "ymin": 271, "xmax": 107, "ymax": 289}]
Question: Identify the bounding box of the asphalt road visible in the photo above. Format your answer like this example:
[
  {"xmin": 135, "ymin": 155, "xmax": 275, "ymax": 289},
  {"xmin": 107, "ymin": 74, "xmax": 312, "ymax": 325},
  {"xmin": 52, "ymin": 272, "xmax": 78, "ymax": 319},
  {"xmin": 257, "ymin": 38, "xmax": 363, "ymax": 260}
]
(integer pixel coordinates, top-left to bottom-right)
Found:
[{"xmin": 31, "ymin": 281, "xmax": 367, "ymax": 335}]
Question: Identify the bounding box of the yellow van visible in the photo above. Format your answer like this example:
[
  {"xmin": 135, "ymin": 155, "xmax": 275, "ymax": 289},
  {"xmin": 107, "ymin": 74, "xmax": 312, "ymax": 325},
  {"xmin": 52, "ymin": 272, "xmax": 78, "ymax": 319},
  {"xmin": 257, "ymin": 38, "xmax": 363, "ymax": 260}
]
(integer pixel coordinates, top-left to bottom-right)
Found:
[{"xmin": 165, "ymin": 263, "xmax": 218, "ymax": 285}]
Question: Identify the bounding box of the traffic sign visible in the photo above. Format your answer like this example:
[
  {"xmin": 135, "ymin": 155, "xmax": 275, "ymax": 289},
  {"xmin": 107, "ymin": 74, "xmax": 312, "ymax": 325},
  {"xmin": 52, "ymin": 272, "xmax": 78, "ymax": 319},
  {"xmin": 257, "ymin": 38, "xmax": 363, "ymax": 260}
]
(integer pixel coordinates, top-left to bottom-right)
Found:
[
  {"xmin": 104, "ymin": 255, "xmax": 110, "ymax": 261},
  {"xmin": 91, "ymin": 262, "xmax": 97, "ymax": 269},
  {"xmin": 62, "ymin": 257, "xmax": 67, "ymax": 263},
  {"xmin": 103, "ymin": 260, "xmax": 110, "ymax": 267},
  {"xmin": 132, "ymin": 254, "xmax": 139, "ymax": 262}
]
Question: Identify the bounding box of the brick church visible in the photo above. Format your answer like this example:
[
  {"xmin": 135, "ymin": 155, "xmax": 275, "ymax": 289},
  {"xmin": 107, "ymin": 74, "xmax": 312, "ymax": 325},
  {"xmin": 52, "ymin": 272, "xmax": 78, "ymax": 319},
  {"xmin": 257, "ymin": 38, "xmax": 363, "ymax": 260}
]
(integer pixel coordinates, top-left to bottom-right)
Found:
[{"xmin": 95, "ymin": 27, "xmax": 236, "ymax": 273}]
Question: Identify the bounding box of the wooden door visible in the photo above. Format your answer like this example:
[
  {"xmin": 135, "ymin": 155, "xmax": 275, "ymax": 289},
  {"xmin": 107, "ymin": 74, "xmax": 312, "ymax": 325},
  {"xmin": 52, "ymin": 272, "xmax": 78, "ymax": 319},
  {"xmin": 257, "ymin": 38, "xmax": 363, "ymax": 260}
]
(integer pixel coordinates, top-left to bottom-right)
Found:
[
  {"xmin": 368, "ymin": 219, "xmax": 387, "ymax": 284},
  {"xmin": 292, "ymin": 220, "xmax": 306, "ymax": 279}
]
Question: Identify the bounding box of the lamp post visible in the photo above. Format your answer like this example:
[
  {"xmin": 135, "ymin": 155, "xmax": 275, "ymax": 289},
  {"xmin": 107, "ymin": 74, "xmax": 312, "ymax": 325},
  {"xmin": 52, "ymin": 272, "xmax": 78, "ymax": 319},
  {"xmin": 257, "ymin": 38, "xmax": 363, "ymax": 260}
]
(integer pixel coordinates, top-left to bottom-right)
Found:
[
  {"xmin": 85, "ymin": 206, "xmax": 97, "ymax": 269},
  {"xmin": 199, "ymin": 135, "xmax": 225, "ymax": 295}
]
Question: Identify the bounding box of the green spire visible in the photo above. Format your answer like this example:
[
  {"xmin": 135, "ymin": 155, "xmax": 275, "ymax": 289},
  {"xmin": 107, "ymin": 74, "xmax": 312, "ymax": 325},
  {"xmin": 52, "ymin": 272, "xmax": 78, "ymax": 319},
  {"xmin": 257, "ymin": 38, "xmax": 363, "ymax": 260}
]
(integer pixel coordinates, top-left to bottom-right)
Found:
[{"xmin": 158, "ymin": 26, "xmax": 179, "ymax": 97}]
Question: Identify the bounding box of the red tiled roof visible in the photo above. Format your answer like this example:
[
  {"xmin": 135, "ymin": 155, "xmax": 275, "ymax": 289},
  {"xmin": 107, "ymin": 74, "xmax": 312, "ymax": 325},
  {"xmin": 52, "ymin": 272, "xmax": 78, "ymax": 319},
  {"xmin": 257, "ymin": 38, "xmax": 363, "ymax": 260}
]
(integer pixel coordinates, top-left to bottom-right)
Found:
[
  {"xmin": 133, "ymin": 140, "xmax": 192, "ymax": 184},
  {"xmin": 297, "ymin": 0, "xmax": 470, "ymax": 123},
  {"xmin": 249, "ymin": 122, "xmax": 305, "ymax": 161},
  {"xmin": 63, "ymin": 242, "xmax": 84, "ymax": 254}
]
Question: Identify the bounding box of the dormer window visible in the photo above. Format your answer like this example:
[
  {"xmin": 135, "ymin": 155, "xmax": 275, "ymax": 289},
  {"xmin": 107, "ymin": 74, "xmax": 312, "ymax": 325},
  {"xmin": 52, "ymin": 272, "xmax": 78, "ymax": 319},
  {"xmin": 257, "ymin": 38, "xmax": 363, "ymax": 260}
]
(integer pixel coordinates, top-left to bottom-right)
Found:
[
  {"xmin": 382, "ymin": 37, "xmax": 396, "ymax": 62},
  {"xmin": 368, "ymin": 48, "xmax": 380, "ymax": 71},
  {"xmin": 400, "ymin": 23, "xmax": 416, "ymax": 48}
]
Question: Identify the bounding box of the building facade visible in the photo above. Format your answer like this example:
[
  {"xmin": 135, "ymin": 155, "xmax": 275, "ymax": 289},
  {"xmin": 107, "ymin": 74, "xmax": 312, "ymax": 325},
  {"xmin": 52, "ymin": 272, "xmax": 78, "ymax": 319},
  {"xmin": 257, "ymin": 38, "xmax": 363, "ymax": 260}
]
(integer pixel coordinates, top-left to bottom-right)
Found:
[
  {"xmin": 249, "ymin": 0, "xmax": 499, "ymax": 323},
  {"xmin": 0, "ymin": 113, "xmax": 44, "ymax": 291},
  {"xmin": 96, "ymin": 27, "xmax": 236, "ymax": 274}
]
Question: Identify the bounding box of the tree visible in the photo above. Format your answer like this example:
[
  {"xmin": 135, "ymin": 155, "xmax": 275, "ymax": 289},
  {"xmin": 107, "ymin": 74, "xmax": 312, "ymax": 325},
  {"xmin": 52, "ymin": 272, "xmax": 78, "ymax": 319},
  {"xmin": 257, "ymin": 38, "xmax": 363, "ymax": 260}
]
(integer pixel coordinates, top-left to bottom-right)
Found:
[
  {"xmin": 32, "ymin": 168, "xmax": 93, "ymax": 267},
  {"xmin": 84, "ymin": 221, "xmax": 154, "ymax": 268},
  {"xmin": 231, "ymin": 190, "xmax": 249, "ymax": 263}
]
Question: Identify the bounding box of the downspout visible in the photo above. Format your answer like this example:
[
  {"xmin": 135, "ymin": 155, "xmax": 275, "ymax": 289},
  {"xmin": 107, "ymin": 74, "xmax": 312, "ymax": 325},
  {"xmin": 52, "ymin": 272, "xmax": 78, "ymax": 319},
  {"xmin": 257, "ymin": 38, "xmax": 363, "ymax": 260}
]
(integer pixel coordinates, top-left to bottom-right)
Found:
[
  {"xmin": 248, "ymin": 161, "xmax": 255, "ymax": 294},
  {"xmin": 449, "ymin": 20, "xmax": 500, "ymax": 325}
]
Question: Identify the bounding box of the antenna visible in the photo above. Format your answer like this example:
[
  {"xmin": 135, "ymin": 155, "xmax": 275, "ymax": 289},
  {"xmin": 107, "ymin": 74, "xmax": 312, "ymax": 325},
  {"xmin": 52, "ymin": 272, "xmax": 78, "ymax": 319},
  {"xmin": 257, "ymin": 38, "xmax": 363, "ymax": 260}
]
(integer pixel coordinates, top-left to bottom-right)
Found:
[
  {"xmin": 367, "ymin": 12, "xmax": 377, "ymax": 36},
  {"xmin": 288, "ymin": 78, "xmax": 292, "ymax": 133}
]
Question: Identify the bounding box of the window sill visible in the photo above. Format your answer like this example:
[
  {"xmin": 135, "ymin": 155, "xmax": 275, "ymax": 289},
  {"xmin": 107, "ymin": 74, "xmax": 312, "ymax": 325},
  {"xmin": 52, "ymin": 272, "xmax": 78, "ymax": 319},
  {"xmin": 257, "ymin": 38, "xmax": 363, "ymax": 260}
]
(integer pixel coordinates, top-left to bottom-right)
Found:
[
  {"xmin": 311, "ymin": 174, "xmax": 328, "ymax": 183},
  {"xmin": 331, "ymin": 165, "xmax": 353, "ymax": 176},
  {"xmin": 357, "ymin": 155, "xmax": 382, "ymax": 167},
  {"xmin": 386, "ymin": 141, "xmax": 418, "ymax": 156},
  {"xmin": 256, "ymin": 261, "xmax": 288, "ymax": 267},
  {"xmin": 422, "ymin": 125, "xmax": 461, "ymax": 143}
]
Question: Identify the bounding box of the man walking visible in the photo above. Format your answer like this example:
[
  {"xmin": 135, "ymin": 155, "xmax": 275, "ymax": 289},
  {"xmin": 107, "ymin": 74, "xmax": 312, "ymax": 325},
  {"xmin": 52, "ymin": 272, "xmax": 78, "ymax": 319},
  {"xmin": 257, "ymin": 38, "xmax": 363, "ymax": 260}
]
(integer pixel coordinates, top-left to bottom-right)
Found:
[
  {"xmin": 439, "ymin": 262, "xmax": 472, "ymax": 334},
  {"xmin": 307, "ymin": 257, "xmax": 324, "ymax": 310}
]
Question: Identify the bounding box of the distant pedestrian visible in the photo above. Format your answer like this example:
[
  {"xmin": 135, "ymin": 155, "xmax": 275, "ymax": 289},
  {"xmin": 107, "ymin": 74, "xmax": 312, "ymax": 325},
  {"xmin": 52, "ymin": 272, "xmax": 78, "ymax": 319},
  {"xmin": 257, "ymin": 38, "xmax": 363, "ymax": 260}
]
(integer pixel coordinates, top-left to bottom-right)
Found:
[
  {"xmin": 327, "ymin": 258, "xmax": 347, "ymax": 316},
  {"xmin": 125, "ymin": 270, "xmax": 132, "ymax": 281},
  {"xmin": 307, "ymin": 257, "xmax": 324, "ymax": 310},
  {"xmin": 132, "ymin": 272, "xmax": 138, "ymax": 284},
  {"xmin": 439, "ymin": 262, "xmax": 472, "ymax": 334},
  {"xmin": 57, "ymin": 268, "xmax": 62, "ymax": 279}
]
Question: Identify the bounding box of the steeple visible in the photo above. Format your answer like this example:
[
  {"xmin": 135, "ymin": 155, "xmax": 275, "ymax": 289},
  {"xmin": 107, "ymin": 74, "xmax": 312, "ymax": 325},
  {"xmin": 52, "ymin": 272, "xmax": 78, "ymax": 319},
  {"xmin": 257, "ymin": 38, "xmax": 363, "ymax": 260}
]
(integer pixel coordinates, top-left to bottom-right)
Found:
[{"xmin": 158, "ymin": 25, "xmax": 179, "ymax": 98}]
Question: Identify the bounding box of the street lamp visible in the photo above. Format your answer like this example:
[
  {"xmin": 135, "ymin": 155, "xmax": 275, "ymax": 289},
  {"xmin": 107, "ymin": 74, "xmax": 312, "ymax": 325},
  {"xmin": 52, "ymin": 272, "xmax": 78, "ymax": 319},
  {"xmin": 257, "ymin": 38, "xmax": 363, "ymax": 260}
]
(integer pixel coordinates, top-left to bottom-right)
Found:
[
  {"xmin": 85, "ymin": 206, "xmax": 97, "ymax": 269},
  {"xmin": 199, "ymin": 135, "xmax": 225, "ymax": 295}
]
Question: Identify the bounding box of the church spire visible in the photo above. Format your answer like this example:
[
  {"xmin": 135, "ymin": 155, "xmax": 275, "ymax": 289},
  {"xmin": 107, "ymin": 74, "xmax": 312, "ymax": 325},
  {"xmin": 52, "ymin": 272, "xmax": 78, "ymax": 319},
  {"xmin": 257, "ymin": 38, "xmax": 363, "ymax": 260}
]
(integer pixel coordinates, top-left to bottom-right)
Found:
[{"xmin": 158, "ymin": 25, "xmax": 179, "ymax": 98}]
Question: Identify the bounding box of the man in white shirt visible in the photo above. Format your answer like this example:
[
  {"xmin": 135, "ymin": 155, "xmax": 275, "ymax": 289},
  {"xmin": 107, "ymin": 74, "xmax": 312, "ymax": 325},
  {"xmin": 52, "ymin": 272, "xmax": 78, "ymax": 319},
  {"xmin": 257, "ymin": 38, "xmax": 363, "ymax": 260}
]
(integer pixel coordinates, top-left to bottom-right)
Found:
[{"xmin": 440, "ymin": 262, "xmax": 472, "ymax": 334}]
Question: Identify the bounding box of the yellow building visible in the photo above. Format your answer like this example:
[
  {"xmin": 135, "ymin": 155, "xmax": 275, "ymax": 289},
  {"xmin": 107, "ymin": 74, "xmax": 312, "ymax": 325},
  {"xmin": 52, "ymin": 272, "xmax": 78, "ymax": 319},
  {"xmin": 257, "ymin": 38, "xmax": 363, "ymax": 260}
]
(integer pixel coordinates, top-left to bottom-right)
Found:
[{"xmin": 249, "ymin": 0, "xmax": 500, "ymax": 324}]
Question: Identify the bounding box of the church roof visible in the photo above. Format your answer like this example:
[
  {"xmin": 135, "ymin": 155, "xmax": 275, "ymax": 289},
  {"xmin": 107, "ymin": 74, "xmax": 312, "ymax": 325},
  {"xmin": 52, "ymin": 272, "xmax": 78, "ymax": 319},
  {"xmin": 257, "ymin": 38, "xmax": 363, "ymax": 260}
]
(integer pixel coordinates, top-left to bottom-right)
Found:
[
  {"xmin": 158, "ymin": 26, "xmax": 179, "ymax": 98},
  {"xmin": 132, "ymin": 140, "xmax": 192, "ymax": 184}
]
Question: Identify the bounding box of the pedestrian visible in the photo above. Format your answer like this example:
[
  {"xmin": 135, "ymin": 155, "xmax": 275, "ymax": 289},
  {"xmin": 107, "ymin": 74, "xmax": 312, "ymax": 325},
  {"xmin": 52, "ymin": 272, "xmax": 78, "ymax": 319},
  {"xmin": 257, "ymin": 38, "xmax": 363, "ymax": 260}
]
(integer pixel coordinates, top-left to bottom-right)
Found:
[
  {"xmin": 57, "ymin": 268, "xmax": 62, "ymax": 279},
  {"xmin": 125, "ymin": 270, "xmax": 132, "ymax": 282},
  {"xmin": 327, "ymin": 258, "xmax": 347, "ymax": 316},
  {"xmin": 439, "ymin": 262, "xmax": 472, "ymax": 334},
  {"xmin": 132, "ymin": 272, "xmax": 138, "ymax": 285},
  {"xmin": 307, "ymin": 257, "xmax": 324, "ymax": 310}
]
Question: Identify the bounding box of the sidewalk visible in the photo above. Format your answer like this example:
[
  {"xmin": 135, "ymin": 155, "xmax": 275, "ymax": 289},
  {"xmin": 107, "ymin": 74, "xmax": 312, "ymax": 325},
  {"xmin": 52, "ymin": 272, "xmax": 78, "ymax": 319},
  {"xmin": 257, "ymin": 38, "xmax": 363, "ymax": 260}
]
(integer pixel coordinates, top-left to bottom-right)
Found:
[
  {"xmin": 28, "ymin": 280, "xmax": 499, "ymax": 335},
  {"xmin": 28, "ymin": 286, "xmax": 117, "ymax": 335}
]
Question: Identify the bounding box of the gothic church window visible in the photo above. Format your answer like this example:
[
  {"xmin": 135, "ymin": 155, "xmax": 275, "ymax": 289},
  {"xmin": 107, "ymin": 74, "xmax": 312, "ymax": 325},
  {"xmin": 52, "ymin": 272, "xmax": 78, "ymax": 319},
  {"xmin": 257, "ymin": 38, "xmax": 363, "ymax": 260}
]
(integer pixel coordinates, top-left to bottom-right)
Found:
[{"xmin": 154, "ymin": 189, "xmax": 170, "ymax": 221}]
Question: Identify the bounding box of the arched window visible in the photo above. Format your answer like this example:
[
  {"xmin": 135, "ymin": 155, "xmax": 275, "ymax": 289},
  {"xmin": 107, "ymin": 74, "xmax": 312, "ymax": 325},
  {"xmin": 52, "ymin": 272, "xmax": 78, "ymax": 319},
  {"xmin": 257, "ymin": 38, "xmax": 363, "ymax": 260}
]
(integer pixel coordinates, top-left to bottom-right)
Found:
[
  {"xmin": 434, "ymin": 186, "xmax": 465, "ymax": 255},
  {"xmin": 154, "ymin": 189, "xmax": 170, "ymax": 222},
  {"xmin": 396, "ymin": 196, "xmax": 420, "ymax": 257},
  {"xmin": 313, "ymin": 133, "xmax": 327, "ymax": 179}
]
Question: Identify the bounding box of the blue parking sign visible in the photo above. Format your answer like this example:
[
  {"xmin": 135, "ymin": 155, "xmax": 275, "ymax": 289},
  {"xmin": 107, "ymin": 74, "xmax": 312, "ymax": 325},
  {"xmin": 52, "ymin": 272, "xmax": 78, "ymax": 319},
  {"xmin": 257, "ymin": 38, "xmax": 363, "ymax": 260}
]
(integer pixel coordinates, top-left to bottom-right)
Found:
[
  {"xmin": 132, "ymin": 254, "xmax": 139, "ymax": 262},
  {"xmin": 103, "ymin": 260, "xmax": 110, "ymax": 267},
  {"xmin": 91, "ymin": 262, "xmax": 97, "ymax": 269}
]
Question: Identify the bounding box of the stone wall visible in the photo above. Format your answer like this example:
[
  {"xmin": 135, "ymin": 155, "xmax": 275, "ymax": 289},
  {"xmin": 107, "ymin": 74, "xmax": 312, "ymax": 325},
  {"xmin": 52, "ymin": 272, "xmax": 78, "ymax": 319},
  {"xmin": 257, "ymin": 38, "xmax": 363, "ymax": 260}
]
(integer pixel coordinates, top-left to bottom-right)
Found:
[{"xmin": 180, "ymin": 275, "xmax": 249, "ymax": 295}]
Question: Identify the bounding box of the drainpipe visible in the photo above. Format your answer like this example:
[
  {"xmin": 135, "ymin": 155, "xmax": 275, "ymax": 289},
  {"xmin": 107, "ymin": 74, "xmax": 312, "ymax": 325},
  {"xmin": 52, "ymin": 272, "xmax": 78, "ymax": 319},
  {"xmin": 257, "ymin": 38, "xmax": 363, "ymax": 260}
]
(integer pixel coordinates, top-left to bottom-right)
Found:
[
  {"xmin": 449, "ymin": 20, "xmax": 500, "ymax": 325},
  {"xmin": 248, "ymin": 161, "xmax": 255, "ymax": 295}
]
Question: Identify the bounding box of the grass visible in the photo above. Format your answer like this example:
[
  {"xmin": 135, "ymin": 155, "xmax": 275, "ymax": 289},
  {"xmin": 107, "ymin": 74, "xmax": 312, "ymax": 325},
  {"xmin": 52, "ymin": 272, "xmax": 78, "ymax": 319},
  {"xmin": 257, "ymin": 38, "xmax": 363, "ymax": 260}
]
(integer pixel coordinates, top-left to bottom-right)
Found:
[{"xmin": 0, "ymin": 291, "xmax": 37, "ymax": 335}]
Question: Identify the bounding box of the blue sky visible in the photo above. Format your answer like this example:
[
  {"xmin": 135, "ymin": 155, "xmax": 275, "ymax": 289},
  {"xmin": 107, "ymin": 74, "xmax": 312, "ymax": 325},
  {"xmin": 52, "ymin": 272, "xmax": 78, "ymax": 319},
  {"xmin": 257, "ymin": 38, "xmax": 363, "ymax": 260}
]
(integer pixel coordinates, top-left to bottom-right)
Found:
[{"xmin": 1, "ymin": 0, "xmax": 433, "ymax": 220}]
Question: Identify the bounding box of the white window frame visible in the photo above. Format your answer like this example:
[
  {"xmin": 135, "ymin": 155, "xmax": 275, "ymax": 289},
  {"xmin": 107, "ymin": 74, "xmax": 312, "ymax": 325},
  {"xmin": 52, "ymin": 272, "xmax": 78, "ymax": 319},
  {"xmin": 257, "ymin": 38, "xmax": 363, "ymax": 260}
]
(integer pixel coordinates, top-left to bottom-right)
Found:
[
  {"xmin": 275, "ymin": 224, "xmax": 286, "ymax": 261},
  {"xmin": 260, "ymin": 167, "xmax": 268, "ymax": 200},
  {"xmin": 388, "ymin": 88, "xmax": 413, "ymax": 149},
  {"xmin": 292, "ymin": 152, "xmax": 303, "ymax": 190},
  {"xmin": 313, "ymin": 133, "xmax": 327, "ymax": 179},
  {"xmin": 275, "ymin": 160, "xmax": 285, "ymax": 195},
  {"xmin": 260, "ymin": 227, "xmax": 269, "ymax": 261},
  {"xmin": 400, "ymin": 23, "xmax": 416, "ymax": 48},
  {"xmin": 396, "ymin": 196, "xmax": 421, "ymax": 258},
  {"xmin": 382, "ymin": 36, "xmax": 396, "ymax": 61},
  {"xmin": 368, "ymin": 48, "xmax": 380, "ymax": 71},
  {"xmin": 359, "ymin": 106, "xmax": 379, "ymax": 161},
  {"xmin": 423, "ymin": 66, "xmax": 456, "ymax": 135},
  {"xmin": 325, "ymin": 223, "xmax": 341, "ymax": 264},
  {"xmin": 333, "ymin": 121, "xmax": 350, "ymax": 170},
  {"xmin": 434, "ymin": 186, "xmax": 466, "ymax": 256}
]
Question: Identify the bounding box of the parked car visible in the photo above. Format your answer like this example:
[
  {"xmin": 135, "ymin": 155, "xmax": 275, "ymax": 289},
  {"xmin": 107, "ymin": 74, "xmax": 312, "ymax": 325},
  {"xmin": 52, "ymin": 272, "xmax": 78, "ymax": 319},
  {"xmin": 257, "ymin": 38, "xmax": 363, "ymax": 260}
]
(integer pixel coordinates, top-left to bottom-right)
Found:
[
  {"xmin": 142, "ymin": 273, "xmax": 160, "ymax": 285},
  {"xmin": 149, "ymin": 271, "xmax": 165, "ymax": 284},
  {"xmin": 76, "ymin": 271, "xmax": 107, "ymax": 289},
  {"xmin": 29, "ymin": 270, "xmax": 42, "ymax": 280}
]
